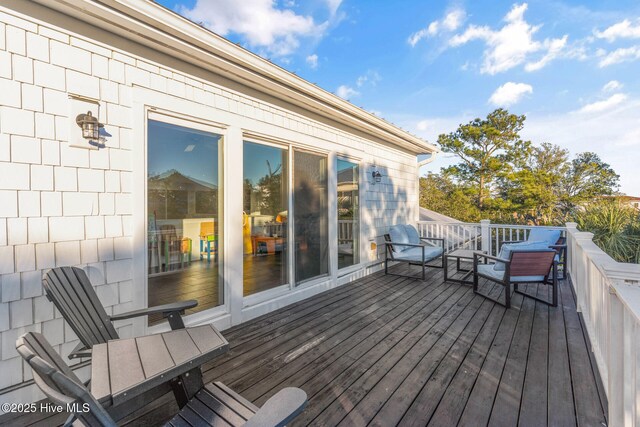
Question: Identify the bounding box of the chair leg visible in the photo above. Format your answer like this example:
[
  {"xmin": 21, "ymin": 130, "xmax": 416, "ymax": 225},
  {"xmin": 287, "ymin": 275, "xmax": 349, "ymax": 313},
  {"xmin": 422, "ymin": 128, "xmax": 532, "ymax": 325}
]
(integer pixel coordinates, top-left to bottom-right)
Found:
[
  {"xmin": 473, "ymin": 271, "xmax": 478, "ymax": 293},
  {"xmin": 422, "ymin": 262, "xmax": 425, "ymax": 281},
  {"xmin": 505, "ymin": 283, "xmax": 511, "ymax": 308},
  {"xmin": 552, "ymin": 263, "xmax": 558, "ymax": 307}
]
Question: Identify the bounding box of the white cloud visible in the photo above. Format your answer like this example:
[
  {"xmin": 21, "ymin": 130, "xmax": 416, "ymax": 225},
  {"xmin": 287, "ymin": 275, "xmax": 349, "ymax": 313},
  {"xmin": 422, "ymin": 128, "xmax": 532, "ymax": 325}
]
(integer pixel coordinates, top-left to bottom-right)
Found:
[
  {"xmin": 449, "ymin": 3, "xmax": 568, "ymax": 74},
  {"xmin": 595, "ymin": 19, "xmax": 640, "ymax": 42},
  {"xmin": 356, "ymin": 70, "xmax": 381, "ymax": 87},
  {"xmin": 525, "ymin": 35, "xmax": 567, "ymax": 71},
  {"xmin": 521, "ymin": 99, "xmax": 640, "ymax": 195},
  {"xmin": 408, "ymin": 8, "xmax": 465, "ymax": 47},
  {"xmin": 336, "ymin": 85, "xmax": 359, "ymax": 100},
  {"xmin": 179, "ymin": 0, "xmax": 330, "ymax": 57},
  {"xmin": 603, "ymin": 80, "xmax": 623, "ymax": 92},
  {"xmin": 598, "ymin": 45, "xmax": 640, "ymax": 67},
  {"xmin": 489, "ymin": 82, "xmax": 533, "ymax": 106},
  {"xmin": 416, "ymin": 120, "xmax": 431, "ymax": 131},
  {"xmin": 577, "ymin": 93, "xmax": 628, "ymax": 113},
  {"xmin": 325, "ymin": 0, "xmax": 343, "ymax": 17},
  {"xmin": 306, "ymin": 54, "xmax": 318, "ymax": 69}
]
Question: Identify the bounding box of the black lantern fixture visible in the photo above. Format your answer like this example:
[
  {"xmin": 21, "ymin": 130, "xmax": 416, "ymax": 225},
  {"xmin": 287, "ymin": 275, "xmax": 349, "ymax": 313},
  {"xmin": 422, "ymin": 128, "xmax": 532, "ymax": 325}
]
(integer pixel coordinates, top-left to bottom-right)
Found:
[
  {"xmin": 76, "ymin": 111, "xmax": 103, "ymax": 140},
  {"xmin": 372, "ymin": 170, "xmax": 382, "ymax": 184}
]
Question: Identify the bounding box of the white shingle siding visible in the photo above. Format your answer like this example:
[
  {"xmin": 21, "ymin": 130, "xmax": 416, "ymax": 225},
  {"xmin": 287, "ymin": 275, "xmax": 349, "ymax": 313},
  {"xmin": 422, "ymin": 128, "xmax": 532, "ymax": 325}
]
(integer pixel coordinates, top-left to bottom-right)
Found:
[{"xmin": 0, "ymin": 4, "xmax": 422, "ymax": 400}]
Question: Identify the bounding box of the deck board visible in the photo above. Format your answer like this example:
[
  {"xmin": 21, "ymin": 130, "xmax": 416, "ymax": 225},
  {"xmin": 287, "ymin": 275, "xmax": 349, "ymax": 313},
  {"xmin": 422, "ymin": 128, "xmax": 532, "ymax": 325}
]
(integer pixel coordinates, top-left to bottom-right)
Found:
[{"xmin": 10, "ymin": 264, "xmax": 607, "ymax": 427}]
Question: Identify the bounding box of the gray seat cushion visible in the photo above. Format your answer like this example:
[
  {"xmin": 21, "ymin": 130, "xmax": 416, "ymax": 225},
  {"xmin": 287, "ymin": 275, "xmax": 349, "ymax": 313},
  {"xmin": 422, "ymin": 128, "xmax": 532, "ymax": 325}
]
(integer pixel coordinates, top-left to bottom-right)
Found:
[
  {"xmin": 403, "ymin": 225, "xmax": 421, "ymax": 245},
  {"xmin": 477, "ymin": 264, "xmax": 546, "ymax": 283},
  {"xmin": 527, "ymin": 228, "xmax": 562, "ymax": 246},
  {"xmin": 394, "ymin": 246, "xmax": 443, "ymax": 263},
  {"xmin": 388, "ymin": 225, "xmax": 409, "ymax": 252}
]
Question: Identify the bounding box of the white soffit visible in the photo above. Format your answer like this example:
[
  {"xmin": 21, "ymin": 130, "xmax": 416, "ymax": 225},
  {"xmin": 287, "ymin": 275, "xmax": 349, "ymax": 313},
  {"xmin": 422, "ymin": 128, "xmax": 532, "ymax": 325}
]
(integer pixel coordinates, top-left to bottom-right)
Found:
[{"xmin": 30, "ymin": 0, "xmax": 437, "ymax": 155}]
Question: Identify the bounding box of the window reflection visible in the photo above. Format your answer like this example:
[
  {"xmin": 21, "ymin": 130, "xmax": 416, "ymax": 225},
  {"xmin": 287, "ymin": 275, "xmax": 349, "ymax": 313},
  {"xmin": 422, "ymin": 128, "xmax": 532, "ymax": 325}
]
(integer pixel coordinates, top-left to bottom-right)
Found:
[
  {"xmin": 243, "ymin": 142, "xmax": 289, "ymax": 296},
  {"xmin": 337, "ymin": 159, "xmax": 359, "ymax": 269},
  {"xmin": 147, "ymin": 119, "xmax": 223, "ymax": 324},
  {"xmin": 294, "ymin": 150, "xmax": 328, "ymax": 283}
]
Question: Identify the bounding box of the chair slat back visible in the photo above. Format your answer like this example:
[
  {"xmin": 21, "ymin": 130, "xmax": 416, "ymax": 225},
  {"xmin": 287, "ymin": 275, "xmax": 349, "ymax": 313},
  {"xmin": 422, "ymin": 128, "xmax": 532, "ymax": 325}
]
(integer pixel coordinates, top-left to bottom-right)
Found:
[
  {"xmin": 510, "ymin": 250, "xmax": 556, "ymax": 277},
  {"xmin": 17, "ymin": 332, "xmax": 83, "ymax": 389},
  {"xmin": 16, "ymin": 332, "xmax": 116, "ymax": 427},
  {"xmin": 43, "ymin": 267, "xmax": 119, "ymax": 349}
]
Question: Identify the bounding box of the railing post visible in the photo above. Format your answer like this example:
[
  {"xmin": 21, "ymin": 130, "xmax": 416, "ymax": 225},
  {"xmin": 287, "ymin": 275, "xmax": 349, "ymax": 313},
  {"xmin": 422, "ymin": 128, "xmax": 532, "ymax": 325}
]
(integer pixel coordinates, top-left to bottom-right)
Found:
[
  {"xmin": 573, "ymin": 231, "xmax": 595, "ymax": 313},
  {"xmin": 565, "ymin": 222, "xmax": 577, "ymax": 279},
  {"xmin": 480, "ymin": 220, "xmax": 490, "ymax": 254}
]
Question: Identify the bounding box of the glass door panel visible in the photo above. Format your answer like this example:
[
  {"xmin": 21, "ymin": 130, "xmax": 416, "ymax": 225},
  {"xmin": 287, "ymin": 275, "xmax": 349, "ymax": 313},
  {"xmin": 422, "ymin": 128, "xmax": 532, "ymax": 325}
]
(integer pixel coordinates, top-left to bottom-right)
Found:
[
  {"xmin": 337, "ymin": 159, "xmax": 359, "ymax": 269},
  {"xmin": 293, "ymin": 150, "xmax": 328, "ymax": 284},
  {"xmin": 243, "ymin": 141, "xmax": 289, "ymax": 296},
  {"xmin": 147, "ymin": 118, "xmax": 223, "ymax": 325}
]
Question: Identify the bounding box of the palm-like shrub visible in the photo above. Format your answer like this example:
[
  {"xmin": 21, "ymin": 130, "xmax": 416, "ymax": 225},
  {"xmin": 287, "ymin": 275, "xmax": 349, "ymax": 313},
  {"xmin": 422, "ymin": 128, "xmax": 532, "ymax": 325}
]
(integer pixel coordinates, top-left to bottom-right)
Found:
[{"xmin": 574, "ymin": 200, "xmax": 640, "ymax": 263}]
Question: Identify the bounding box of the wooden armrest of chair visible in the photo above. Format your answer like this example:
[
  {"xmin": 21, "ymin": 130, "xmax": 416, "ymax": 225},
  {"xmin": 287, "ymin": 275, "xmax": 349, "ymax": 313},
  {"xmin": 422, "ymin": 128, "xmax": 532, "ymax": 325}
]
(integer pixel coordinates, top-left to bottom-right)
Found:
[
  {"xmin": 244, "ymin": 387, "xmax": 308, "ymax": 427},
  {"xmin": 110, "ymin": 300, "xmax": 198, "ymax": 321}
]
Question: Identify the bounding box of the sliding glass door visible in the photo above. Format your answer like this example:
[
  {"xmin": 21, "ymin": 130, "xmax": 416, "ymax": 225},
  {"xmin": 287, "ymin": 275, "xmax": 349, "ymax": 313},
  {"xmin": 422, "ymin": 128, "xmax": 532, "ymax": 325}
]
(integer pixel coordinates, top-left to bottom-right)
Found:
[
  {"xmin": 293, "ymin": 150, "xmax": 328, "ymax": 284},
  {"xmin": 147, "ymin": 116, "xmax": 223, "ymax": 324},
  {"xmin": 243, "ymin": 141, "xmax": 289, "ymax": 296},
  {"xmin": 337, "ymin": 159, "xmax": 359, "ymax": 269}
]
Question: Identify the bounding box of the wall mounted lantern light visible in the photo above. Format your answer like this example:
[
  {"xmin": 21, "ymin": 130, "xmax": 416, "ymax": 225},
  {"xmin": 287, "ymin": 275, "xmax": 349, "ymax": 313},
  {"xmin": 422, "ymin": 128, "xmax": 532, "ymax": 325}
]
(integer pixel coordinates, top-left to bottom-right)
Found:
[
  {"xmin": 76, "ymin": 111, "xmax": 103, "ymax": 140},
  {"xmin": 371, "ymin": 170, "xmax": 382, "ymax": 184}
]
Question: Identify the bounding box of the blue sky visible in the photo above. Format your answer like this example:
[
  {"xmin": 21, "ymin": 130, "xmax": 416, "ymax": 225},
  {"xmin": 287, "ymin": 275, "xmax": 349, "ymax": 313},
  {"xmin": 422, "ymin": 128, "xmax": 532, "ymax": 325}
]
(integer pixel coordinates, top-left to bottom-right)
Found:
[{"xmin": 157, "ymin": 0, "xmax": 640, "ymax": 195}]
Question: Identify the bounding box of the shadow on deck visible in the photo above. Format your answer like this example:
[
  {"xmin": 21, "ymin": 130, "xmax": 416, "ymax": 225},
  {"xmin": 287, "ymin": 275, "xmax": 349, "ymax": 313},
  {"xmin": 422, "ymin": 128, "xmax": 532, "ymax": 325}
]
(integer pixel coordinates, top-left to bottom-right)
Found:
[{"xmin": 15, "ymin": 264, "xmax": 608, "ymax": 426}]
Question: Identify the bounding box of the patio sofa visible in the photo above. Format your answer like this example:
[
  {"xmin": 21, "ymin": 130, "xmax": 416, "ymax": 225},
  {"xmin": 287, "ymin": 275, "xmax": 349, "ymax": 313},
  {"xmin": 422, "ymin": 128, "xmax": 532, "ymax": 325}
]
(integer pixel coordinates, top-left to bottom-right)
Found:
[{"xmin": 384, "ymin": 224, "xmax": 444, "ymax": 280}]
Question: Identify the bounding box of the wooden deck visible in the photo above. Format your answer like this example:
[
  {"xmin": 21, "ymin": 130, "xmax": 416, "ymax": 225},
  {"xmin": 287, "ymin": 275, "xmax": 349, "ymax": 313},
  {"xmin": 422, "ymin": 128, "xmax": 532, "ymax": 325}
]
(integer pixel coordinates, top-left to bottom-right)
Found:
[{"xmin": 13, "ymin": 264, "xmax": 607, "ymax": 426}]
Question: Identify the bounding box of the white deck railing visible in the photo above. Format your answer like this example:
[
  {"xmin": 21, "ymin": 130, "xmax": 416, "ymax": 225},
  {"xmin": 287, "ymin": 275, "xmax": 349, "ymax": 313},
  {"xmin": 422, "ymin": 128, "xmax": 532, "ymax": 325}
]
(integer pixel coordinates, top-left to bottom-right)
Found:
[
  {"xmin": 566, "ymin": 223, "xmax": 640, "ymax": 427},
  {"xmin": 417, "ymin": 220, "xmax": 565, "ymax": 256},
  {"xmin": 417, "ymin": 219, "xmax": 640, "ymax": 426}
]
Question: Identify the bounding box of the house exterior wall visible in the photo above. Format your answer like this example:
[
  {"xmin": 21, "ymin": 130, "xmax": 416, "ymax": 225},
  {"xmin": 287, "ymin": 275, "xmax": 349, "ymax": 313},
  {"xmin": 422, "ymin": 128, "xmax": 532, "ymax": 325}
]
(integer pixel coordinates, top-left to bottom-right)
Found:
[{"xmin": 0, "ymin": 3, "xmax": 420, "ymax": 404}]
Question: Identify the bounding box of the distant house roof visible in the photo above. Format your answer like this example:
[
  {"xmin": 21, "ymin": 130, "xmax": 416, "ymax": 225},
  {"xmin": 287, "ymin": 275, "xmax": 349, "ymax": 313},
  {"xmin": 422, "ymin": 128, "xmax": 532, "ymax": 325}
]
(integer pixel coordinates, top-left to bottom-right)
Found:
[
  {"xmin": 34, "ymin": 0, "xmax": 437, "ymax": 156},
  {"xmin": 148, "ymin": 170, "xmax": 216, "ymax": 191}
]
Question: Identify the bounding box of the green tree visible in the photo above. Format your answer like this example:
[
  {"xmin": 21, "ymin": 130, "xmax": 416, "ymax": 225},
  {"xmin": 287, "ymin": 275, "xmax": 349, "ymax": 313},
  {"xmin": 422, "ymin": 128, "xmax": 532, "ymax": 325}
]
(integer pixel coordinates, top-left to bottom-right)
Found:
[
  {"xmin": 574, "ymin": 199, "xmax": 640, "ymax": 263},
  {"xmin": 438, "ymin": 108, "xmax": 530, "ymax": 210},
  {"xmin": 419, "ymin": 173, "xmax": 480, "ymax": 222},
  {"xmin": 499, "ymin": 142, "xmax": 569, "ymax": 224},
  {"xmin": 561, "ymin": 152, "xmax": 619, "ymax": 213}
]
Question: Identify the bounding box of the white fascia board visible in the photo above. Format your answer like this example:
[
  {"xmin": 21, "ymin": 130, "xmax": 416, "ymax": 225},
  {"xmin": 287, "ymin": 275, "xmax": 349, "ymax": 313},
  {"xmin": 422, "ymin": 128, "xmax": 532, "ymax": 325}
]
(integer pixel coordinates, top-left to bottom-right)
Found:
[{"xmin": 31, "ymin": 0, "xmax": 436, "ymax": 155}]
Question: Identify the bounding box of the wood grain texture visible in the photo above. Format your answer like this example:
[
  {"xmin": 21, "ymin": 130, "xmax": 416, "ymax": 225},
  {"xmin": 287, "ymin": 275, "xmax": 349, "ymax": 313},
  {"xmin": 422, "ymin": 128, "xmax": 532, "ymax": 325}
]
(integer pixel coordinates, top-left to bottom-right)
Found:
[{"xmin": 9, "ymin": 267, "xmax": 607, "ymax": 427}]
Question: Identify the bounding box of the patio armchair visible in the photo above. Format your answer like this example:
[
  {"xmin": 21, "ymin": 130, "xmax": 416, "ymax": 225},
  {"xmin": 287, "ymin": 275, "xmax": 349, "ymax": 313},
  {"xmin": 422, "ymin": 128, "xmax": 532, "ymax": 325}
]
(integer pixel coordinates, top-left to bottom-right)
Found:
[
  {"xmin": 500, "ymin": 228, "xmax": 567, "ymax": 279},
  {"xmin": 42, "ymin": 266, "xmax": 197, "ymax": 360},
  {"xmin": 384, "ymin": 224, "xmax": 444, "ymax": 280},
  {"xmin": 16, "ymin": 332, "xmax": 308, "ymax": 427},
  {"xmin": 473, "ymin": 245, "xmax": 558, "ymax": 309}
]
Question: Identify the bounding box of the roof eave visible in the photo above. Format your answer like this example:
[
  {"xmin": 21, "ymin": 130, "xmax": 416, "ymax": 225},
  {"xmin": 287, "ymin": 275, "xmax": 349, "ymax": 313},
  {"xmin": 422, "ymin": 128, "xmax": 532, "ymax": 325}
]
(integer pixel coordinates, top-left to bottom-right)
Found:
[{"xmin": 30, "ymin": 0, "xmax": 437, "ymax": 155}]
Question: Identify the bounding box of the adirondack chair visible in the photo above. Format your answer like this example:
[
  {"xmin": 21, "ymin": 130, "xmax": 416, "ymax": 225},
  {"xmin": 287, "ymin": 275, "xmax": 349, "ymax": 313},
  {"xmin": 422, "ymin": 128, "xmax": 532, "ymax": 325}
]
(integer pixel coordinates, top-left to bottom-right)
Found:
[
  {"xmin": 42, "ymin": 266, "xmax": 197, "ymax": 359},
  {"xmin": 473, "ymin": 246, "xmax": 558, "ymax": 309},
  {"xmin": 16, "ymin": 332, "xmax": 308, "ymax": 427},
  {"xmin": 384, "ymin": 224, "xmax": 444, "ymax": 280}
]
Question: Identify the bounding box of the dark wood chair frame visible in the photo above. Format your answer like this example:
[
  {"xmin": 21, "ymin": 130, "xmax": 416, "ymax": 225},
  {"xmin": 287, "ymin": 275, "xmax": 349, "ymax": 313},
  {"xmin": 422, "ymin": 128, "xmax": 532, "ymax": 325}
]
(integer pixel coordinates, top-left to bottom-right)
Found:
[
  {"xmin": 473, "ymin": 250, "xmax": 558, "ymax": 309},
  {"xmin": 17, "ymin": 332, "xmax": 308, "ymax": 427},
  {"xmin": 383, "ymin": 235, "xmax": 445, "ymax": 280},
  {"xmin": 500, "ymin": 236, "xmax": 567, "ymax": 280},
  {"xmin": 42, "ymin": 266, "xmax": 197, "ymax": 360}
]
